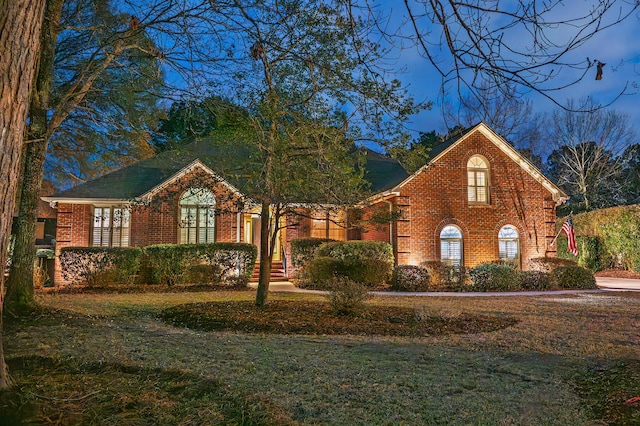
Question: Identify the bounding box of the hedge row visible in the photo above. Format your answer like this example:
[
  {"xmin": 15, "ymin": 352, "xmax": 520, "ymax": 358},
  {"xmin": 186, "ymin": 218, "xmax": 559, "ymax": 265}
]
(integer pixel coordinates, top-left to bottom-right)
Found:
[
  {"xmin": 59, "ymin": 243, "xmax": 257, "ymax": 287},
  {"xmin": 294, "ymin": 240, "xmax": 394, "ymax": 289},
  {"xmin": 387, "ymin": 259, "xmax": 596, "ymax": 292},
  {"xmin": 556, "ymin": 206, "xmax": 640, "ymax": 272}
]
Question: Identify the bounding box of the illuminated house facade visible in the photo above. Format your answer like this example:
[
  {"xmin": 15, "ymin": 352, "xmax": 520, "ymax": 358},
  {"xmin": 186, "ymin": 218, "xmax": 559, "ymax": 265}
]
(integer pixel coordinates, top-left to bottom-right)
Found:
[{"xmin": 44, "ymin": 123, "xmax": 567, "ymax": 283}]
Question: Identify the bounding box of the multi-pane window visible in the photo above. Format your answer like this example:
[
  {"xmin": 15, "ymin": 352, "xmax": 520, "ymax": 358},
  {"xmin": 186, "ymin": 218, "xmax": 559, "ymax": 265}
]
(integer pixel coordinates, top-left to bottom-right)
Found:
[
  {"xmin": 467, "ymin": 155, "xmax": 489, "ymax": 204},
  {"xmin": 92, "ymin": 206, "xmax": 130, "ymax": 247},
  {"xmin": 310, "ymin": 210, "xmax": 346, "ymax": 240},
  {"xmin": 440, "ymin": 225, "xmax": 463, "ymax": 266},
  {"xmin": 498, "ymin": 225, "xmax": 519, "ymax": 261},
  {"xmin": 179, "ymin": 188, "xmax": 216, "ymax": 244}
]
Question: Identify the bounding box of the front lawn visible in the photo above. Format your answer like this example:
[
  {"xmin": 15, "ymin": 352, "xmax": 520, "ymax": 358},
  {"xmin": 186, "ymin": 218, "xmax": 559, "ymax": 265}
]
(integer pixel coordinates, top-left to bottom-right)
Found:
[{"xmin": 2, "ymin": 290, "xmax": 639, "ymax": 424}]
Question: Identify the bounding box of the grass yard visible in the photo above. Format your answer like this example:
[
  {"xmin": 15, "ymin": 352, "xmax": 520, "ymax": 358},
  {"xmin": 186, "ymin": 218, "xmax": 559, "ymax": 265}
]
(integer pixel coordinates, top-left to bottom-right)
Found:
[{"xmin": 1, "ymin": 289, "xmax": 639, "ymax": 425}]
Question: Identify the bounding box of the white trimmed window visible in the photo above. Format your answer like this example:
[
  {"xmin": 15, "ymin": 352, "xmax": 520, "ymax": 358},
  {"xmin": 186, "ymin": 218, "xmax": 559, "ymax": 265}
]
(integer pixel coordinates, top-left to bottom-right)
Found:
[
  {"xmin": 467, "ymin": 155, "xmax": 489, "ymax": 204},
  {"xmin": 179, "ymin": 188, "xmax": 216, "ymax": 244},
  {"xmin": 498, "ymin": 225, "xmax": 519, "ymax": 261},
  {"xmin": 92, "ymin": 206, "xmax": 130, "ymax": 247},
  {"xmin": 440, "ymin": 225, "xmax": 463, "ymax": 266}
]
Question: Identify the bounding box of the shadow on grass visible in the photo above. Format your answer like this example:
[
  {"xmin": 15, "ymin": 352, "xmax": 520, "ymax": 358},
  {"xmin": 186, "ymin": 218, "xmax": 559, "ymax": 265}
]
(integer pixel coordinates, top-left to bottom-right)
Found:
[
  {"xmin": 574, "ymin": 359, "xmax": 640, "ymax": 425},
  {"xmin": 0, "ymin": 355, "xmax": 295, "ymax": 426}
]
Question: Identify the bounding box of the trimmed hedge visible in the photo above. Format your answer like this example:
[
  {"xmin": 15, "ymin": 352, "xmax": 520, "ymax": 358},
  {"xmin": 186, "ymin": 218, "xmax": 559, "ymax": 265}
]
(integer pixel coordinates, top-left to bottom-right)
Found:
[
  {"xmin": 556, "ymin": 206, "xmax": 640, "ymax": 272},
  {"xmin": 469, "ymin": 264, "xmax": 521, "ymax": 291},
  {"xmin": 557, "ymin": 235, "xmax": 607, "ymax": 272},
  {"xmin": 551, "ymin": 265, "xmax": 597, "ymax": 289},
  {"xmin": 519, "ymin": 271, "xmax": 552, "ymax": 290},
  {"xmin": 297, "ymin": 240, "xmax": 394, "ymax": 288},
  {"xmin": 143, "ymin": 243, "xmax": 257, "ymax": 286},
  {"xmin": 303, "ymin": 256, "xmax": 392, "ymax": 289},
  {"xmin": 390, "ymin": 265, "xmax": 430, "ymax": 292},
  {"xmin": 316, "ymin": 240, "xmax": 394, "ymax": 265},
  {"xmin": 59, "ymin": 247, "xmax": 142, "ymax": 286},
  {"xmin": 290, "ymin": 237, "xmax": 335, "ymax": 269},
  {"xmin": 420, "ymin": 261, "xmax": 468, "ymax": 287}
]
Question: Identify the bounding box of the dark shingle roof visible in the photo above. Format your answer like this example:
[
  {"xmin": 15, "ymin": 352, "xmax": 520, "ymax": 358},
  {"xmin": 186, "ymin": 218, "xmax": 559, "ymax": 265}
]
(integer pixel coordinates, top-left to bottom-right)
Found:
[
  {"xmin": 361, "ymin": 148, "xmax": 410, "ymax": 192},
  {"xmin": 51, "ymin": 140, "xmax": 410, "ymax": 200},
  {"xmin": 50, "ymin": 139, "xmax": 232, "ymax": 199}
]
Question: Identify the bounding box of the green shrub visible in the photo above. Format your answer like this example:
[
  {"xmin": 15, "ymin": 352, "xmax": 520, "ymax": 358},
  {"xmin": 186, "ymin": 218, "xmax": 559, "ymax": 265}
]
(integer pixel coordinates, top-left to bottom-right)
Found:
[
  {"xmin": 527, "ymin": 257, "xmax": 578, "ymax": 273},
  {"xmin": 59, "ymin": 247, "xmax": 142, "ymax": 286},
  {"xmin": 202, "ymin": 242, "xmax": 257, "ymax": 282},
  {"xmin": 143, "ymin": 243, "xmax": 257, "ymax": 286},
  {"xmin": 290, "ymin": 237, "xmax": 335, "ymax": 269},
  {"xmin": 316, "ymin": 241, "xmax": 394, "ymax": 265},
  {"xmin": 143, "ymin": 244, "xmax": 195, "ymax": 286},
  {"xmin": 420, "ymin": 261, "xmax": 468, "ymax": 288},
  {"xmin": 519, "ymin": 271, "xmax": 552, "ymax": 290},
  {"xmin": 338, "ymin": 258, "xmax": 392, "ymax": 287},
  {"xmin": 326, "ymin": 276, "xmax": 371, "ymax": 316},
  {"xmin": 302, "ymin": 256, "xmax": 341, "ymax": 289},
  {"xmin": 302, "ymin": 256, "xmax": 391, "ymax": 289},
  {"xmin": 390, "ymin": 265, "xmax": 430, "ymax": 292},
  {"xmin": 469, "ymin": 263, "xmax": 521, "ymax": 291},
  {"xmin": 600, "ymin": 209, "xmax": 640, "ymax": 272},
  {"xmin": 551, "ymin": 265, "xmax": 597, "ymax": 289},
  {"xmin": 557, "ymin": 235, "xmax": 606, "ymax": 272}
]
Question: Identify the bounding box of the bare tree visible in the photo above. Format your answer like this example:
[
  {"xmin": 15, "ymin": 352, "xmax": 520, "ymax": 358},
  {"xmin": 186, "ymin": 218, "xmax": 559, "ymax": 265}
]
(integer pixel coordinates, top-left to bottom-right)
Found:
[
  {"xmin": 443, "ymin": 80, "xmax": 542, "ymax": 148},
  {"xmin": 384, "ymin": 1, "xmax": 639, "ymax": 110},
  {"xmin": 545, "ymin": 97, "xmax": 636, "ymax": 211},
  {"xmin": 0, "ymin": 0, "xmax": 47, "ymax": 390}
]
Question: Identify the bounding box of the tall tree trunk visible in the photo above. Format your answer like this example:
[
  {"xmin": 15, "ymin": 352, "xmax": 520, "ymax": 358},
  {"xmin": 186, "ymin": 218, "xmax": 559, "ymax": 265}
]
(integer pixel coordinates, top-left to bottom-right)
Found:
[
  {"xmin": 0, "ymin": 0, "xmax": 47, "ymax": 390},
  {"xmin": 6, "ymin": 0, "xmax": 64, "ymax": 317},
  {"xmin": 255, "ymin": 201, "xmax": 272, "ymax": 306}
]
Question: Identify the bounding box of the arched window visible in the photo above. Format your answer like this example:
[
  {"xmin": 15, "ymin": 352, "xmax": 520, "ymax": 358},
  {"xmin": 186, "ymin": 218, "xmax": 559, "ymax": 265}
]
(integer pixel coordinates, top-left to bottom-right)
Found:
[
  {"xmin": 498, "ymin": 225, "xmax": 519, "ymax": 261},
  {"xmin": 467, "ymin": 155, "xmax": 489, "ymax": 204},
  {"xmin": 179, "ymin": 188, "xmax": 216, "ymax": 244},
  {"xmin": 440, "ymin": 225, "xmax": 463, "ymax": 266}
]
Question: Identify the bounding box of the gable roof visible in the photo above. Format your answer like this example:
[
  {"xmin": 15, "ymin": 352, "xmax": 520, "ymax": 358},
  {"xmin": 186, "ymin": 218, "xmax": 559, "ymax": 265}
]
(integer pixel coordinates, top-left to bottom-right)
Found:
[
  {"xmin": 43, "ymin": 139, "xmax": 407, "ymax": 204},
  {"xmin": 361, "ymin": 148, "xmax": 410, "ymax": 192},
  {"xmin": 378, "ymin": 122, "xmax": 568, "ymax": 203}
]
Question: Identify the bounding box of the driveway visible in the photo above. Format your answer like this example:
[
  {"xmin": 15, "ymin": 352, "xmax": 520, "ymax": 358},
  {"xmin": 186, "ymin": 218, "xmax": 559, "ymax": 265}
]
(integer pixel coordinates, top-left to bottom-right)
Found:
[{"xmin": 595, "ymin": 276, "xmax": 640, "ymax": 291}]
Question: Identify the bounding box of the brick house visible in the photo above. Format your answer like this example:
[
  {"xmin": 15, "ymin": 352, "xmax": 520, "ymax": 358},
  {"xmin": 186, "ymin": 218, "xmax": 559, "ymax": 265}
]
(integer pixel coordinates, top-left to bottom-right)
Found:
[{"xmin": 43, "ymin": 122, "xmax": 567, "ymax": 284}]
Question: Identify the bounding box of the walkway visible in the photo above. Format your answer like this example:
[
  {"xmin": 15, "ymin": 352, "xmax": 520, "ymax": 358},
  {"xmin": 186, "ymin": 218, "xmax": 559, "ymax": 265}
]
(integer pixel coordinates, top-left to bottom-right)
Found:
[{"xmin": 251, "ymin": 276, "xmax": 640, "ymax": 295}]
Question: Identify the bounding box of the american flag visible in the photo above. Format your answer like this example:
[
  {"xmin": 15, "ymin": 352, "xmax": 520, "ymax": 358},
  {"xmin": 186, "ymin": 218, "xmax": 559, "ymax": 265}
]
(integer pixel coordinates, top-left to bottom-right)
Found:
[{"xmin": 562, "ymin": 216, "xmax": 578, "ymax": 256}]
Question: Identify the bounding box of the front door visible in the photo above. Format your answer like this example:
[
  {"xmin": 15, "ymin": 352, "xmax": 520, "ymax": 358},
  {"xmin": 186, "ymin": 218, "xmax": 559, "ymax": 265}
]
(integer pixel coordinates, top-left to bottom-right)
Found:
[{"xmin": 244, "ymin": 213, "xmax": 282, "ymax": 261}]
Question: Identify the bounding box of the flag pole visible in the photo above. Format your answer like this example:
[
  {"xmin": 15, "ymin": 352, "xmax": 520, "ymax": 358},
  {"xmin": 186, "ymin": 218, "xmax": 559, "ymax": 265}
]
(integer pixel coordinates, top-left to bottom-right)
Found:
[{"xmin": 550, "ymin": 212, "xmax": 572, "ymax": 247}]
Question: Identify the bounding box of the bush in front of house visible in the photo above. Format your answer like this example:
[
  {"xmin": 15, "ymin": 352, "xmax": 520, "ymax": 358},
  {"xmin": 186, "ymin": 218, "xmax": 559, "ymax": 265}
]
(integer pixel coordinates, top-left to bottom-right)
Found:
[
  {"xmin": 313, "ymin": 240, "xmax": 394, "ymax": 286},
  {"xmin": 527, "ymin": 257, "xmax": 578, "ymax": 273},
  {"xmin": 316, "ymin": 240, "xmax": 394, "ymax": 265},
  {"xmin": 469, "ymin": 263, "xmax": 521, "ymax": 291},
  {"xmin": 519, "ymin": 271, "xmax": 552, "ymax": 290},
  {"xmin": 551, "ymin": 265, "xmax": 597, "ymax": 289},
  {"xmin": 143, "ymin": 243, "xmax": 257, "ymax": 286},
  {"xmin": 326, "ymin": 276, "xmax": 371, "ymax": 316},
  {"xmin": 301, "ymin": 256, "xmax": 391, "ymax": 289},
  {"xmin": 390, "ymin": 265, "xmax": 430, "ymax": 292},
  {"xmin": 201, "ymin": 242, "xmax": 257, "ymax": 282},
  {"xmin": 59, "ymin": 246, "xmax": 142, "ymax": 286},
  {"xmin": 420, "ymin": 260, "xmax": 468, "ymax": 288},
  {"xmin": 290, "ymin": 237, "xmax": 335, "ymax": 269}
]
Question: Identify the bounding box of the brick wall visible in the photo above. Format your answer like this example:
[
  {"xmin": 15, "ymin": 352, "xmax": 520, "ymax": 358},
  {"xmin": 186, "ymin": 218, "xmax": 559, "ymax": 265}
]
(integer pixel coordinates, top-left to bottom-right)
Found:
[
  {"xmin": 386, "ymin": 131, "xmax": 558, "ymax": 269},
  {"xmin": 53, "ymin": 169, "xmax": 243, "ymax": 285}
]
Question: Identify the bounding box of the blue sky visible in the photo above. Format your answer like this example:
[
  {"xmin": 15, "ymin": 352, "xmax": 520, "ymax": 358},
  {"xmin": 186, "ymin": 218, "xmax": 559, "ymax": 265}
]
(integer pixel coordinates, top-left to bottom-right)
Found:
[{"xmin": 387, "ymin": 1, "xmax": 640, "ymax": 137}]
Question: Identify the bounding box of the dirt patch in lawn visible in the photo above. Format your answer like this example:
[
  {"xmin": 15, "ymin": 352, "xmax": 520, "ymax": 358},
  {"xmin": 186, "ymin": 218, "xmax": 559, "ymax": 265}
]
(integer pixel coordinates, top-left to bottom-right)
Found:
[{"xmin": 159, "ymin": 300, "xmax": 517, "ymax": 336}]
